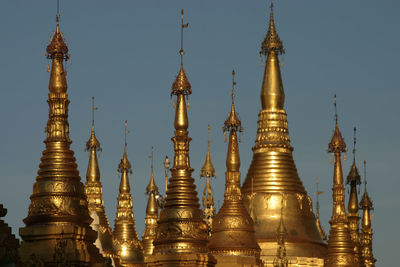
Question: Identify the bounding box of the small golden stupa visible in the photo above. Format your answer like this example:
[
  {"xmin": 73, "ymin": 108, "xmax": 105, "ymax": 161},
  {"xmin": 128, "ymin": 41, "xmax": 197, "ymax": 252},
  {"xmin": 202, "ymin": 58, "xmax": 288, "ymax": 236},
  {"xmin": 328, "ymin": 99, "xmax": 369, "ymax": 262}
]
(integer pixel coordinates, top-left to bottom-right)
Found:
[
  {"xmin": 324, "ymin": 96, "xmax": 358, "ymax": 267},
  {"xmin": 208, "ymin": 71, "xmax": 260, "ymax": 266},
  {"xmin": 112, "ymin": 121, "xmax": 144, "ymax": 266},
  {"xmin": 85, "ymin": 97, "xmax": 115, "ymax": 260}
]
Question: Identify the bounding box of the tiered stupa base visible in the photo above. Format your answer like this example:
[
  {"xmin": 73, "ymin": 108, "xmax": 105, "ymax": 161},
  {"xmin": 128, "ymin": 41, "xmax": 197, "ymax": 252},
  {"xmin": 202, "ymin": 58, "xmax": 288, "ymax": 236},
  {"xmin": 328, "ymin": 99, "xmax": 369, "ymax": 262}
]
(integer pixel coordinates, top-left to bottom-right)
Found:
[
  {"xmin": 146, "ymin": 253, "xmax": 216, "ymax": 267},
  {"xmin": 19, "ymin": 223, "xmax": 104, "ymax": 266}
]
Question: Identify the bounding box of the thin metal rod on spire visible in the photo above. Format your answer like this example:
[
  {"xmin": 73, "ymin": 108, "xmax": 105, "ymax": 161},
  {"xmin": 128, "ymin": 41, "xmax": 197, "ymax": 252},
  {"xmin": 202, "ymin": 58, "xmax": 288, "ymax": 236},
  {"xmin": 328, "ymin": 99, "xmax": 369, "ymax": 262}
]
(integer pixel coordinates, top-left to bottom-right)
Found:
[
  {"xmin": 179, "ymin": 9, "xmax": 189, "ymax": 66},
  {"xmin": 124, "ymin": 120, "xmax": 129, "ymax": 148},
  {"xmin": 150, "ymin": 147, "xmax": 154, "ymax": 171},
  {"xmin": 232, "ymin": 70, "xmax": 236, "ymax": 105},
  {"xmin": 334, "ymin": 94, "xmax": 338, "ymax": 125},
  {"xmin": 363, "ymin": 160, "xmax": 367, "ymax": 191},
  {"xmin": 353, "ymin": 126, "xmax": 357, "ymax": 158},
  {"xmin": 91, "ymin": 96, "xmax": 98, "ymax": 128}
]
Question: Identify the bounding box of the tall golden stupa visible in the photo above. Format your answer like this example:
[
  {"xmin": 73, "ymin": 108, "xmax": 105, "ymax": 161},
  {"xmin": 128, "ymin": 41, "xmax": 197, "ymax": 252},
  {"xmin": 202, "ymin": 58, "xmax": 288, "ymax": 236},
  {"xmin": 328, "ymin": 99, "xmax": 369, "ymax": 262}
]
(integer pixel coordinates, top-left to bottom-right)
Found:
[
  {"xmin": 208, "ymin": 71, "xmax": 261, "ymax": 266},
  {"xmin": 85, "ymin": 97, "xmax": 115, "ymax": 260},
  {"xmin": 147, "ymin": 10, "xmax": 216, "ymax": 267},
  {"xmin": 241, "ymin": 3, "xmax": 327, "ymax": 265},
  {"xmin": 18, "ymin": 11, "xmax": 104, "ymax": 266}
]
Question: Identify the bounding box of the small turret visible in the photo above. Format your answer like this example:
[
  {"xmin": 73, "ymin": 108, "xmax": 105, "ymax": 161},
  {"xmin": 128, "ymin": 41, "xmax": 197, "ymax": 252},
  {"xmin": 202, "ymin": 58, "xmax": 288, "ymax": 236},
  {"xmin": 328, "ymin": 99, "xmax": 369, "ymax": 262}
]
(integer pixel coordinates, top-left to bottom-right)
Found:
[
  {"xmin": 359, "ymin": 161, "xmax": 376, "ymax": 267},
  {"xmin": 273, "ymin": 201, "xmax": 289, "ymax": 267},
  {"xmin": 112, "ymin": 121, "xmax": 144, "ymax": 266},
  {"xmin": 200, "ymin": 125, "xmax": 216, "ymax": 235}
]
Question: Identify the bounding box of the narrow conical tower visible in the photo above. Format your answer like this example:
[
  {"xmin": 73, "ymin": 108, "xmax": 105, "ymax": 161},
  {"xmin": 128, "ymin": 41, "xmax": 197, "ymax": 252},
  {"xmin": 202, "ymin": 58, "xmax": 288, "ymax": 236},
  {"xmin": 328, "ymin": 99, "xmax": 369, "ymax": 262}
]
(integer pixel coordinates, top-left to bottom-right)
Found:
[
  {"xmin": 112, "ymin": 121, "xmax": 144, "ymax": 266},
  {"xmin": 19, "ymin": 9, "xmax": 104, "ymax": 266},
  {"xmin": 359, "ymin": 161, "xmax": 376, "ymax": 267},
  {"xmin": 143, "ymin": 148, "xmax": 160, "ymax": 261},
  {"xmin": 148, "ymin": 10, "xmax": 216, "ymax": 267},
  {"xmin": 315, "ymin": 178, "xmax": 327, "ymax": 241},
  {"xmin": 241, "ymin": 3, "xmax": 326, "ymax": 265},
  {"xmin": 325, "ymin": 96, "xmax": 358, "ymax": 267},
  {"xmin": 208, "ymin": 70, "xmax": 260, "ymax": 266},
  {"xmin": 85, "ymin": 97, "xmax": 114, "ymax": 259},
  {"xmin": 346, "ymin": 127, "xmax": 363, "ymax": 265},
  {"xmin": 200, "ymin": 125, "xmax": 216, "ymax": 236},
  {"xmin": 273, "ymin": 201, "xmax": 289, "ymax": 267}
]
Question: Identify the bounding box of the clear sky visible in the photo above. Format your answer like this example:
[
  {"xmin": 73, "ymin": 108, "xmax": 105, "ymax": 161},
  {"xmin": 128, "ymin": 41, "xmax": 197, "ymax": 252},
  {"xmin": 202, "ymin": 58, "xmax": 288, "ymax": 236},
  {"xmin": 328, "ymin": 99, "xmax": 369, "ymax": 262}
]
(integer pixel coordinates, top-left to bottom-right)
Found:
[{"xmin": 0, "ymin": 1, "xmax": 399, "ymax": 266}]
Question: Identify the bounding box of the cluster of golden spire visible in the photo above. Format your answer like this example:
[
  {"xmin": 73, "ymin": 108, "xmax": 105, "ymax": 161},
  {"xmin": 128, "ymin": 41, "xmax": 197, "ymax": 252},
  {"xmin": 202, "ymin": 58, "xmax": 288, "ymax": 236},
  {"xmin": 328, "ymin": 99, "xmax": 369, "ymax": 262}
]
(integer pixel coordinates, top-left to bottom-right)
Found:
[{"xmin": 13, "ymin": 1, "xmax": 377, "ymax": 267}]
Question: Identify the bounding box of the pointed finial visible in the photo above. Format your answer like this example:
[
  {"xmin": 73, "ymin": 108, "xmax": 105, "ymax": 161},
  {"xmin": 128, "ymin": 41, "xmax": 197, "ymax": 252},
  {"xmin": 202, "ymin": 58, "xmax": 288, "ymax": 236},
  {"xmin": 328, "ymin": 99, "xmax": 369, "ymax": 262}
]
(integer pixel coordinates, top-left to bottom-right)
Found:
[
  {"xmin": 85, "ymin": 97, "xmax": 101, "ymax": 151},
  {"xmin": 328, "ymin": 94, "xmax": 346, "ymax": 153},
  {"xmin": 363, "ymin": 160, "xmax": 367, "ymax": 191},
  {"xmin": 124, "ymin": 120, "xmax": 129, "ymax": 148},
  {"xmin": 232, "ymin": 70, "xmax": 236, "ymax": 105},
  {"xmin": 118, "ymin": 120, "xmax": 132, "ymax": 173},
  {"xmin": 150, "ymin": 146, "xmax": 154, "ymax": 171},
  {"xmin": 223, "ymin": 70, "xmax": 243, "ymax": 135},
  {"xmin": 46, "ymin": 0, "xmax": 69, "ymax": 59},
  {"xmin": 56, "ymin": 0, "xmax": 60, "ymax": 33},
  {"xmin": 260, "ymin": 0, "xmax": 284, "ymax": 56},
  {"xmin": 208, "ymin": 124, "xmax": 211, "ymax": 145},
  {"xmin": 353, "ymin": 126, "xmax": 357, "ymax": 158},
  {"xmin": 91, "ymin": 96, "xmax": 98, "ymax": 128},
  {"xmin": 201, "ymin": 125, "xmax": 216, "ymax": 178}
]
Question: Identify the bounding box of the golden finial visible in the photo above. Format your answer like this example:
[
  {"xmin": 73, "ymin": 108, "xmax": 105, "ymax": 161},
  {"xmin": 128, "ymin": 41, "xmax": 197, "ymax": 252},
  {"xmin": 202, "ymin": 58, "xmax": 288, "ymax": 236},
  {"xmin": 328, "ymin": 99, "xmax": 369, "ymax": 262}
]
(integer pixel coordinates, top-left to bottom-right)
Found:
[
  {"xmin": 328, "ymin": 95, "xmax": 346, "ymax": 154},
  {"xmin": 223, "ymin": 70, "xmax": 243, "ymax": 140},
  {"xmin": 346, "ymin": 127, "xmax": 361, "ymax": 186},
  {"xmin": 360, "ymin": 160, "xmax": 372, "ymax": 209},
  {"xmin": 260, "ymin": 0, "xmax": 285, "ymax": 56},
  {"xmin": 118, "ymin": 120, "xmax": 132, "ymax": 173},
  {"xmin": 171, "ymin": 9, "xmax": 191, "ymax": 97},
  {"xmin": 200, "ymin": 125, "xmax": 216, "ymax": 178},
  {"xmin": 86, "ymin": 97, "xmax": 101, "ymax": 151},
  {"xmin": 146, "ymin": 147, "xmax": 158, "ymax": 193}
]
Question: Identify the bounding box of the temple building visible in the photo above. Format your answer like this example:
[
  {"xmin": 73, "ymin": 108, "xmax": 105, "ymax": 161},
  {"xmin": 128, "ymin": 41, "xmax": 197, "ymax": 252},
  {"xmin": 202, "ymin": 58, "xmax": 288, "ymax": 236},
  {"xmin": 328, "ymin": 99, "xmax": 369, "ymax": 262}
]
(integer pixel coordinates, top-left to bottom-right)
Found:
[
  {"xmin": 1, "ymin": 2, "xmax": 380, "ymax": 267},
  {"xmin": 241, "ymin": 4, "xmax": 327, "ymax": 266}
]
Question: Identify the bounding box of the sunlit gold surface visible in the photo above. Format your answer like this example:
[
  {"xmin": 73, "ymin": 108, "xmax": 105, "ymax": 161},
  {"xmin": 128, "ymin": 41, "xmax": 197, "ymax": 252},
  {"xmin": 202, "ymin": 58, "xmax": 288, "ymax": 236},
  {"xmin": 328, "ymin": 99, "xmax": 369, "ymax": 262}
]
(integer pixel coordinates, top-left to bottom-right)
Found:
[
  {"xmin": 18, "ymin": 14, "xmax": 104, "ymax": 266},
  {"xmin": 85, "ymin": 118, "xmax": 115, "ymax": 259},
  {"xmin": 241, "ymin": 4, "xmax": 326, "ymax": 265},
  {"xmin": 359, "ymin": 171, "xmax": 376, "ymax": 267},
  {"xmin": 273, "ymin": 205, "xmax": 288, "ymax": 267},
  {"xmin": 148, "ymin": 11, "xmax": 215, "ymax": 266},
  {"xmin": 324, "ymin": 120, "xmax": 358, "ymax": 266},
  {"xmin": 113, "ymin": 144, "xmax": 144, "ymax": 266},
  {"xmin": 201, "ymin": 125, "xmax": 216, "ymax": 235},
  {"xmin": 346, "ymin": 129, "xmax": 363, "ymax": 266},
  {"xmin": 142, "ymin": 162, "xmax": 159, "ymax": 260},
  {"xmin": 209, "ymin": 77, "xmax": 260, "ymax": 266}
]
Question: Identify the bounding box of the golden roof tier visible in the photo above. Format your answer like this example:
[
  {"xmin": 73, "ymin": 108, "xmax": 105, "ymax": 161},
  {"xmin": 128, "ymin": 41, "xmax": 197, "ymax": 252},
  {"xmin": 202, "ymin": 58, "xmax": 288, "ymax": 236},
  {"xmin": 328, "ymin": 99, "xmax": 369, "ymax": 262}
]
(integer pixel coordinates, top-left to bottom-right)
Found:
[
  {"xmin": 18, "ymin": 11, "xmax": 104, "ymax": 266},
  {"xmin": 143, "ymin": 148, "xmax": 160, "ymax": 260},
  {"xmin": 346, "ymin": 127, "xmax": 363, "ymax": 264},
  {"xmin": 112, "ymin": 121, "xmax": 144, "ymax": 266},
  {"xmin": 208, "ymin": 71, "xmax": 261, "ymax": 266},
  {"xmin": 360, "ymin": 161, "xmax": 376, "ymax": 267},
  {"xmin": 241, "ymin": 3, "xmax": 326, "ymax": 265},
  {"xmin": 200, "ymin": 125, "xmax": 216, "ymax": 236},
  {"xmin": 85, "ymin": 97, "xmax": 115, "ymax": 259},
  {"xmin": 147, "ymin": 10, "xmax": 216, "ymax": 267},
  {"xmin": 324, "ymin": 97, "xmax": 358, "ymax": 267}
]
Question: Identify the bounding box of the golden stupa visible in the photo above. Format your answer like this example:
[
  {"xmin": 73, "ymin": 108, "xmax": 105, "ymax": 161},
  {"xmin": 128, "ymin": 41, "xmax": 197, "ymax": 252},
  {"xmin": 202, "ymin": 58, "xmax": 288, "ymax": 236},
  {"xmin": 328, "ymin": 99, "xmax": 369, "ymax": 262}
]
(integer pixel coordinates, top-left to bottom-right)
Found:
[
  {"xmin": 200, "ymin": 125, "xmax": 216, "ymax": 235},
  {"xmin": 142, "ymin": 148, "xmax": 160, "ymax": 261},
  {"xmin": 241, "ymin": 3, "xmax": 326, "ymax": 265},
  {"xmin": 359, "ymin": 162, "xmax": 376, "ymax": 267},
  {"xmin": 18, "ymin": 12, "xmax": 104, "ymax": 266},
  {"xmin": 147, "ymin": 10, "xmax": 216, "ymax": 267},
  {"xmin": 112, "ymin": 122, "xmax": 144, "ymax": 266},
  {"xmin": 346, "ymin": 127, "xmax": 363, "ymax": 265},
  {"xmin": 85, "ymin": 97, "xmax": 115, "ymax": 260},
  {"xmin": 324, "ymin": 98, "xmax": 358, "ymax": 267},
  {"xmin": 208, "ymin": 71, "xmax": 261, "ymax": 266}
]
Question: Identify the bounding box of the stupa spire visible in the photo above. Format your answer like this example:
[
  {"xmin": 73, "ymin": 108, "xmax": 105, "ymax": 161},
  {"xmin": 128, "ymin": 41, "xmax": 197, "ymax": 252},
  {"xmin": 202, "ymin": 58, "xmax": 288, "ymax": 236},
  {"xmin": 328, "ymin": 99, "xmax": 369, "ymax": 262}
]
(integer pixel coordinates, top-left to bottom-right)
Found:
[
  {"xmin": 360, "ymin": 161, "xmax": 376, "ymax": 267},
  {"xmin": 273, "ymin": 200, "xmax": 289, "ymax": 267},
  {"xmin": 209, "ymin": 70, "xmax": 260, "ymax": 266},
  {"xmin": 112, "ymin": 121, "xmax": 144, "ymax": 266},
  {"xmin": 19, "ymin": 5, "xmax": 104, "ymax": 265},
  {"xmin": 200, "ymin": 125, "xmax": 216, "ymax": 235},
  {"xmin": 346, "ymin": 127, "xmax": 363, "ymax": 264},
  {"xmin": 84, "ymin": 97, "xmax": 115, "ymax": 259},
  {"xmin": 325, "ymin": 95, "xmax": 358, "ymax": 267},
  {"xmin": 242, "ymin": 2, "xmax": 327, "ymax": 264},
  {"xmin": 143, "ymin": 147, "xmax": 160, "ymax": 260},
  {"xmin": 148, "ymin": 10, "xmax": 215, "ymax": 267}
]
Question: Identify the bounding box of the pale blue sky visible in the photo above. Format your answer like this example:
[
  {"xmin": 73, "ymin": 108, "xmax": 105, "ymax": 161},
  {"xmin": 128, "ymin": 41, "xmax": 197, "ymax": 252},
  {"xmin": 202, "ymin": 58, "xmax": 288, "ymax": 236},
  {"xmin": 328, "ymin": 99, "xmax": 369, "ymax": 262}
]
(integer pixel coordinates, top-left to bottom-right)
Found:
[{"xmin": 0, "ymin": 1, "xmax": 399, "ymax": 266}]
